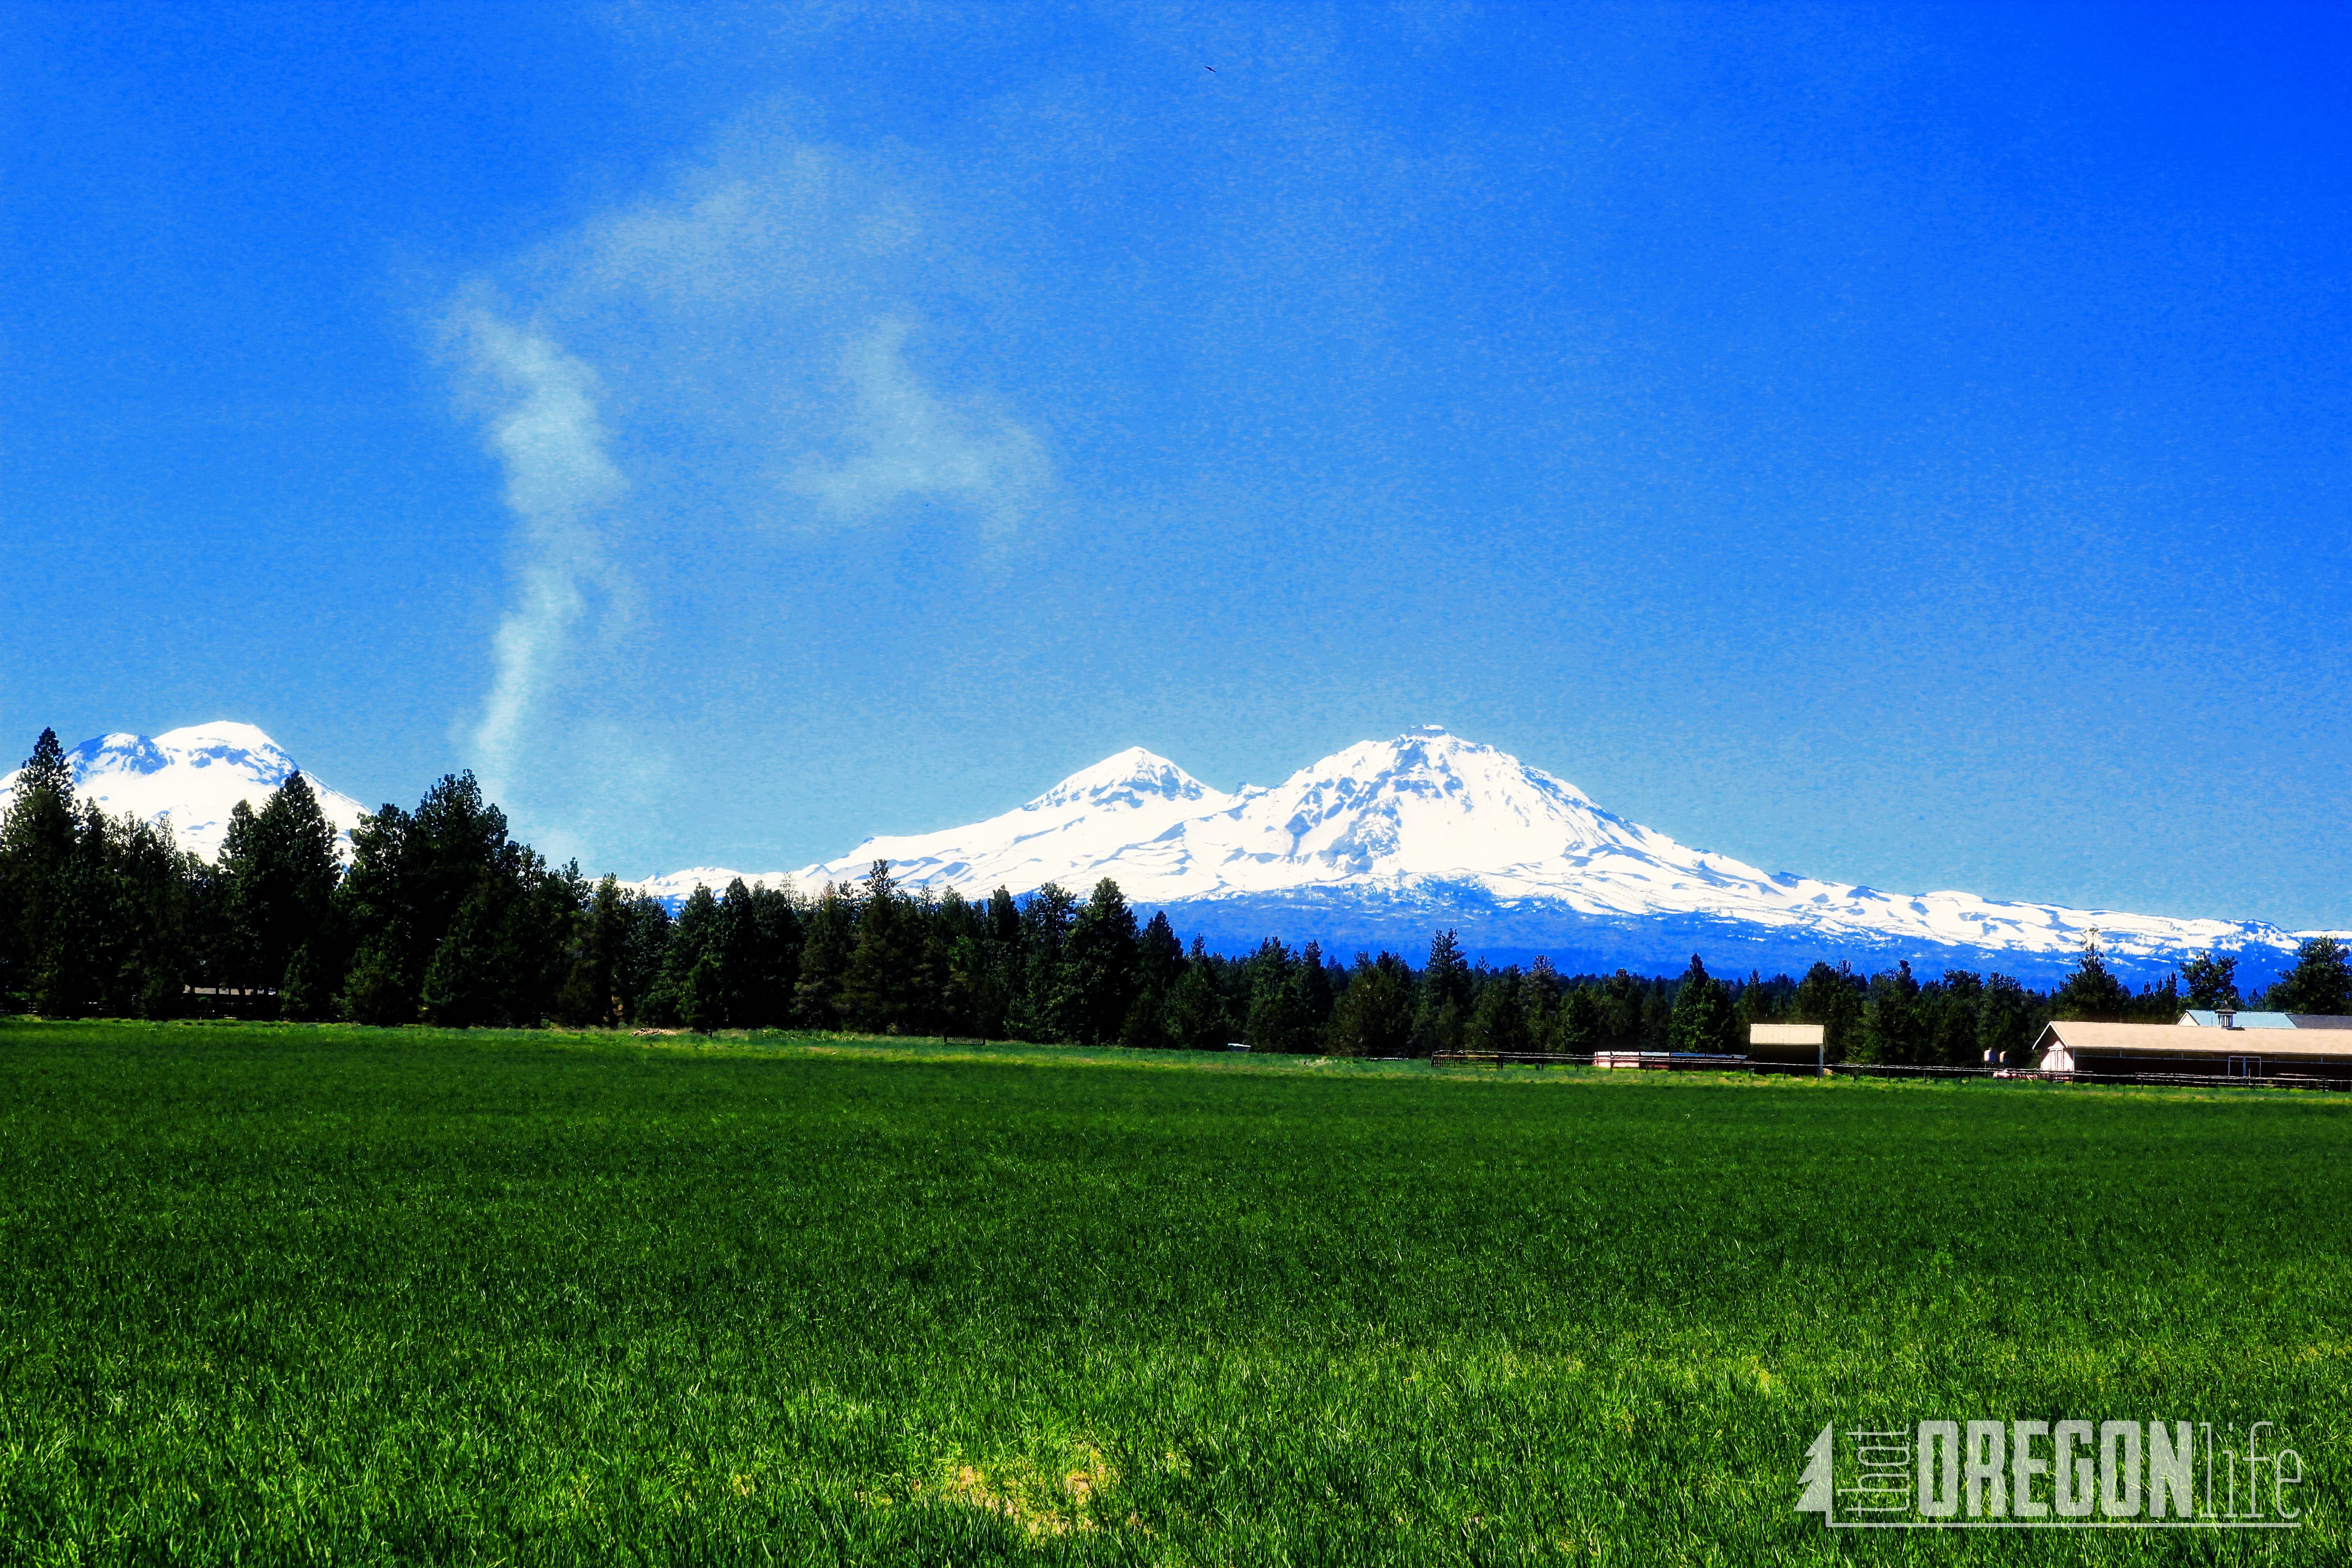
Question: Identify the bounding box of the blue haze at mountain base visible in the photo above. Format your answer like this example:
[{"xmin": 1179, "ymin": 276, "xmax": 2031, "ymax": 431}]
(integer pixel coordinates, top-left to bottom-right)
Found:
[{"xmin": 1142, "ymin": 891, "xmax": 2275, "ymax": 991}]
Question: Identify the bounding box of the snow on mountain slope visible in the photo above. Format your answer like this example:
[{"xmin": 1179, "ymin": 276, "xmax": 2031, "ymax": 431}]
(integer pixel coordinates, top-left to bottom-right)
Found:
[
  {"xmin": 0, "ymin": 723, "xmax": 369, "ymax": 861},
  {"xmin": 629, "ymin": 750, "xmax": 1233, "ymax": 905},
  {"xmin": 641, "ymin": 725, "xmax": 2309, "ymax": 971}
]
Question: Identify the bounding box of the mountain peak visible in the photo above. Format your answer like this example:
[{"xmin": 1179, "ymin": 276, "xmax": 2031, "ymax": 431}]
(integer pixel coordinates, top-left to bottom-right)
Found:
[
  {"xmin": 3, "ymin": 723, "xmax": 363, "ymax": 861},
  {"xmin": 1025, "ymin": 747, "xmax": 1227, "ymax": 814}
]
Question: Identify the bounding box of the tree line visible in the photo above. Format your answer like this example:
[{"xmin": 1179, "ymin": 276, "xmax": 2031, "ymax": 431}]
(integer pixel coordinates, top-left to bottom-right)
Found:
[{"xmin": 4, "ymin": 728, "xmax": 2347, "ymax": 1057}]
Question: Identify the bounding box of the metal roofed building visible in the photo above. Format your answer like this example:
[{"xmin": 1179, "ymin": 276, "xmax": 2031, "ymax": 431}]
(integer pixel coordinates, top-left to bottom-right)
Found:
[
  {"xmin": 2033, "ymin": 1020, "xmax": 2352, "ymax": 1086},
  {"xmin": 2178, "ymin": 1010, "xmax": 2352, "ymax": 1030}
]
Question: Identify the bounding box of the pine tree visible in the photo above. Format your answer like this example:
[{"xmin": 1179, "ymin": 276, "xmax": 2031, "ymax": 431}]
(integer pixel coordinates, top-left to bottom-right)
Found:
[
  {"xmin": 1294, "ymin": 940, "xmax": 1337, "ymax": 1037},
  {"xmin": 735, "ymin": 883, "xmax": 804, "ymax": 1029},
  {"xmin": 30, "ymin": 804, "xmax": 118, "ymax": 1017},
  {"xmin": 279, "ymin": 943, "xmax": 327, "ymax": 1021},
  {"xmin": 1637, "ymin": 986, "xmax": 1671, "ymax": 1048},
  {"xmin": 2053, "ymin": 937, "xmax": 2132, "ymax": 1022},
  {"xmin": 794, "ymin": 884, "xmax": 854, "ymax": 1030},
  {"xmin": 1668, "ymin": 954, "xmax": 1736, "ymax": 1055},
  {"xmin": 1466, "ymin": 968, "xmax": 1533, "ymax": 1055},
  {"xmin": 328, "ymin": 803, "xmax": 415, "ymax": 1023},
  {"xmin": 1008, "ymin": 883, "xmax": 1078, "ymax": 1042},
  {"xmin": 1597, "ymin": 970, "xmax": 1645, "ymax": 1047},
  {"xmin": 1976, "ymin": 973, "xmax": 2033, "ymax": 1067},
  {"xmin": 1733, "ymin": 969, "xmax": 1774, "ymax": 1033},
  {"xmin": 1519, "ymin": 956, "xmax": 1561, "ymax": 1045},
  {"xmin": 1327, "ymin": 951, "xmax": 1412, "ymax": 1056},
  {"xmin": 421, "ymin": 873, "xmax": 505, "ymax": 1027},
  {"xmin": 0, "ymin": 728, "xmax": 78, "ymax": 1006},
  {"xmin": 1558, "ymin": 984, "xmax": 1601, "ymax": 1053},
  {"xmin": 1064, "ymin": 879, "xmax": 1140, "ymax": 1044},
  {"xmin": 2270, "ymin": 937, "xmax": 2352, "ymax": 1016},
  {"xmin": 1862, "ymin": 960, "xmax": 1925, "ymax": 1064},
  {"xmin": 679, "ymin": 947, "xmax": 726, "ymax": 1034},
  {"xmin": 1925, "ymin": 970, "xmax": 1984, "ymax": 1067},
  {"xmin": 339, "ymin": 935, "xmax": 410, "ymax": 1025},
  {"xmin": 1117, "ymin": 992, "xmax": 1173, "ymax": 1050},
  {"xmin": 1411, "ymin": 929, "xmax": 1471, "ymax": 1056},
  {"xmin": 1137, "ymin": 911, "xmax": 1183, "ymax": 998},
  {"xmin": 1793, "ymin": 961, "xmax": 1864, "ymax": 1062},
  {"xmin": 1242, "ymin": 937, "xmax": 1313, "ymax": 1052},
  {"xmin": 2180, "ymin": 951, "xmax": 2241, "ymax": 1012},
  {"xmin": 1163, "ymin": 939, "xmax": 1230, "ymax": 1049},
  {"xmin": 840, "ymin": 861, "xmax": 929, "ymax": 1034},
  {"xmin": 612, "ymin": 892, "xmax": 673, "ymax": 1024}
]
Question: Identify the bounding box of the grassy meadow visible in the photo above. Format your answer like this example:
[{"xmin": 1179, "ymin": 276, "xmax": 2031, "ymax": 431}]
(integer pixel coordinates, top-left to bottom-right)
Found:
[{"xmin": 0, "ymin": 1020, "xmax": 2346, "ymax": 1564}]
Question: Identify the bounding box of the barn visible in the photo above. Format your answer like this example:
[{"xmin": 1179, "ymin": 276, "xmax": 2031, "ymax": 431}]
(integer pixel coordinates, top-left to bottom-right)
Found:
[
  {"xmin": 1748, "ymin": 1022, "xmax": 1825, "ymax": 1075},
  {"xmin": 2030, "ymin": 1020, "xmax": 2352, "ymax": 1087}
]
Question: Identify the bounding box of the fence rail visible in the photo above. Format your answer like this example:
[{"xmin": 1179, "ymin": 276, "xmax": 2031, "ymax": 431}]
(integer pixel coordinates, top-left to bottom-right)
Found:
[{"xmin": 1430, "ymin": 1053, "xmax": 2351, "ymax": 1091}]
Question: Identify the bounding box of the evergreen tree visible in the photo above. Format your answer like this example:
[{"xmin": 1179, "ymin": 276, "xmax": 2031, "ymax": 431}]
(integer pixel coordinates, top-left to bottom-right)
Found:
[
  {"xmin": 678, "ymin": 947, "xmax": 726, "ymax": 1034},
  {"xmin": 611, "ymin": 891, "xmax": 674, "ymax": 1025},
  {"xmin": 793, "ymin": 884, "xmax": 855, "ymax": 1029},
  {"xmin": 1925, "ymin": 970, "xmax": 1984, "ymax": 1067},
  {"xmin": 1008, "ymin": 883, "xmax": 1078, "ymax": 1041},
  {"xmin": 1793, "ymin": 961, "xmax": 1864, "ymax": 1063},
  {"xmin": 1637, "ymin": 985, "xmax": 1671, "ymax": 1048},
  {"xmin": 1117, "ymin": 992, "xmax": 1173, "ymax": 1050},
  {"xmin": 1327, "ymin": 951, "xmax": 1412, "ymax": 1057},
  {"xmin": 1519, "ymin": 956, "xmax": 1561, "ymax": 1046},
  {"xmin": 1976, "ymin": 973, "xmax": 2034, "ymax": 1067},
  {"xmin": 1411, "ymin": 929, "xmax": 1471, "ymax": 1056},
  {"xmin": 1292, "ymin": 941, "xmax": 1338, "ymax": 1040},
  {"xmin": 339, "ymin": 934, "xmax": 410, "ymax": 1025},
  {"xmin": 329, "ymin": 803, "xmax": 416, "ymax": 1021},
  {"xmin": 1064, "ymin": 878, "xmax": 1141, "ymax": 1044},
  {"xmin": 30, "ymin": 804, "xmax": 121, "ymax": 1017},
  {"xmin": 840, "ymin": 861, "xmax": 931, "ymax": 1034},
  {"xmin": 0, "ymin": 728, "xmax": 77, "ymax": 1006},
  {"xmin": 736, "ymin": 882, "xmax": 805, "ymax": 1029},
  {"xmin": 2269, "ymin": 937, "xmax": 2352, "ymax": 1016},
  {"xmin": 1558, "ymin": 984, "xmax": 1601, "ymax": 1053},
  {"xmin": 1862, "ymin": 961, "xmax": 1926, "ymax": 1064},
  {"xmin": 279, "ymin": 944, "xmax": 327, "ymax": 1021},
  {"xmin": 551, "ymin": 875, "xmax": 625, "ymax": 1028},
  {"xmin": 1163, "ymin": 938, "xmax": 1231, "ymax": 1049},
  {"xmin": 1732, "ymin": 969, "xmax": 1776, "ymax": 1035},
  {"xmin": 1466, "ymin": 967, "xmax": 1533, "ymax": 1054},
  {"xmin": 2180, "ymin": 951, "xmax": 2241, "ymax": 1012},
  {"xmin": 1137, "ymin": 911, "xmax": 1183, "ymax": 998},
  {"xmin": 1243, "ymin": 937, "xmax": 1313, "ymax": 1052},
  {"xmin": 2053, "ymin": 937, "xmax": 2132, "ymax": 1021},
  {"xmin": 220, "ymin": 772, "xmax": 342, "ymax": 995},
  {"xmin": 1593, "ymin": 970, "xmax": 1645, "ymax": 1046},
  {"xmin": 1668, "ymin": 954, "xmax": 1736, "ymax": 1055},
  {"xmin": 421, "ymin": 873, "xmax": 507, "ymax": 1027},
  {"xmin": 649, "ymin": 884, "xmax": 724, "ymax": 1027}
]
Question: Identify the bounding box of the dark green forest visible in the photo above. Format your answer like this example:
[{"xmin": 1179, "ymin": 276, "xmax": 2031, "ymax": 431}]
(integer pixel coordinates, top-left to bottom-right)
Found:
[{"xmin": 5, "ymin": 728, "xmax": 2347, "ymax": 1061}]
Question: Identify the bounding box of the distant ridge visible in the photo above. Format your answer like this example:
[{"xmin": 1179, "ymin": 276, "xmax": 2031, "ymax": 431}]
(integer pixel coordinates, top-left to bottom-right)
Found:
[{"xmin": 636, "ymin": 726, "xmax": 2333, "ymax": 983}]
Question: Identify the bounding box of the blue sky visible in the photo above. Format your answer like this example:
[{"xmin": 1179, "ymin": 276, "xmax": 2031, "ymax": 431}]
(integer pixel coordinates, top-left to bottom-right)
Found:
[{"xmin": 6, "ymin": 2, "xmax": 2349, "ymax": 931}]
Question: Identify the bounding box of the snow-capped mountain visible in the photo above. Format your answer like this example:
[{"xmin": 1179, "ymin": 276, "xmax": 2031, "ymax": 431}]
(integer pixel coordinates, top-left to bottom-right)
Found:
[
  {"xmin": 0, "ymin": 723, "xmax": 369, "ymax": 862},
  {"xmin": 640, "ymin": 726, "xmax": 2327, "ymax": 982}
]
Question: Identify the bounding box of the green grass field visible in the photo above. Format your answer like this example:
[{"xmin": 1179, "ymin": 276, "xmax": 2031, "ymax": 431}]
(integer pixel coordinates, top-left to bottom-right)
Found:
[{"xmin": 0, "ymin": 1021, "xmax": 2344, "ymax": 1564}]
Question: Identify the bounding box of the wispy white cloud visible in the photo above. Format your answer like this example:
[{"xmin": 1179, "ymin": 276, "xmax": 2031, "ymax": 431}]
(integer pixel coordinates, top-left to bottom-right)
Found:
[
  {"xmin": 791, "ymin": 315, "xmax": 1049, "ymax": 535},
  {"xmin": 441, "ymin": 116, "xmax": 1055, "ymax": 841},
  {"xmin": 440, "ymin": 303, "xmax": 626, "ymax": 804}
]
